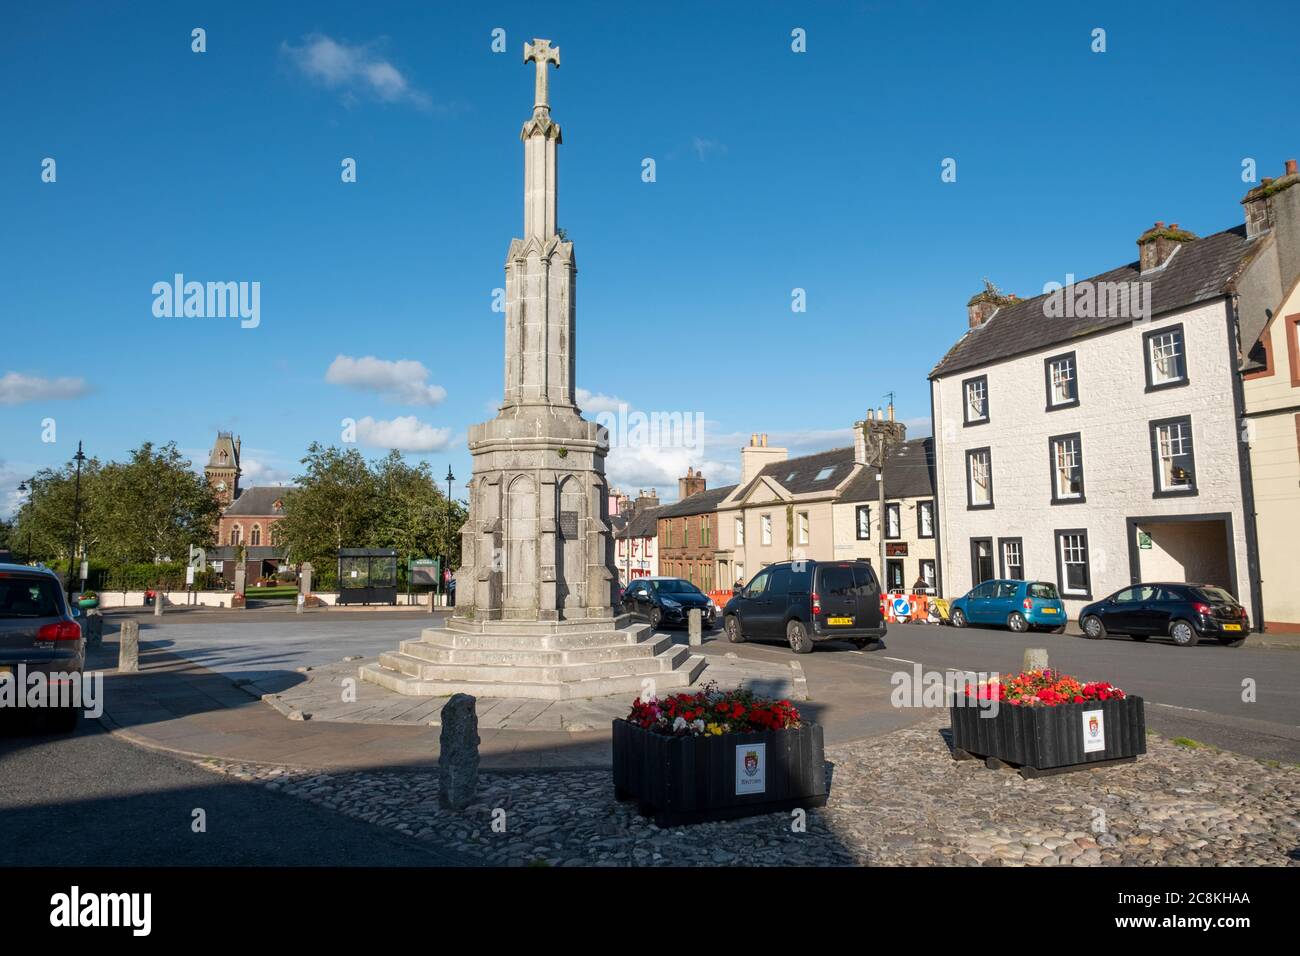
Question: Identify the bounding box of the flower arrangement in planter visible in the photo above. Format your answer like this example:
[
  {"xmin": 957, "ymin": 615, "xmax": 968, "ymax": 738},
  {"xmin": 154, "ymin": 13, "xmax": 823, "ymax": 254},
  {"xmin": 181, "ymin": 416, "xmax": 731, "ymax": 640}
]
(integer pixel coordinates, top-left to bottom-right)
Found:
[
  {"xmin": 951, "ymin": 668, "xmax": 1145, "ymax": 779},
  {"xmin": 76, "ymin": 591, "xmax": 99, "ymax": 609},
  {"xmin": 613, "ymin": 683, "xmax": 826, "ymax": 827},
  {"xmin": 230, "ymin": 593, "xmax": 246, "ymax": 609}
]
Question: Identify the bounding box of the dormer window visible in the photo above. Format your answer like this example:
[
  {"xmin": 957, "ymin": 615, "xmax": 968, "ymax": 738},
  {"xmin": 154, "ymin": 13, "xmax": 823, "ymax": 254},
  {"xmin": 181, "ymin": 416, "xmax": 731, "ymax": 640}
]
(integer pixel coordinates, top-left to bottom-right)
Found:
[{"xmin": 962, "ymin": 375, "xmax": 989, "ymax": 426}]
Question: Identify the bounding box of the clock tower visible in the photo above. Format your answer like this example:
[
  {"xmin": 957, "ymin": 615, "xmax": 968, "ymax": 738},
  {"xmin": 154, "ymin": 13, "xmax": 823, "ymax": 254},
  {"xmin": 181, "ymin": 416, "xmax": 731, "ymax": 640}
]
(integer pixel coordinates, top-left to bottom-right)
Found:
[{"xmin": 205, "ymin": 432, "xmax": 241, "ymax": 508}]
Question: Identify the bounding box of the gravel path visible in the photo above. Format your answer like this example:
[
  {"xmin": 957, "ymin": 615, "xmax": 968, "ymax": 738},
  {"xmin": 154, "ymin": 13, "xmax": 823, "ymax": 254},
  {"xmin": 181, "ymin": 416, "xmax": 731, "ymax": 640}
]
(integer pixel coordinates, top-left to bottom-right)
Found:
[{"xmin": 197, "ymin": 717, "xmax": 1299, "ymax": 866}]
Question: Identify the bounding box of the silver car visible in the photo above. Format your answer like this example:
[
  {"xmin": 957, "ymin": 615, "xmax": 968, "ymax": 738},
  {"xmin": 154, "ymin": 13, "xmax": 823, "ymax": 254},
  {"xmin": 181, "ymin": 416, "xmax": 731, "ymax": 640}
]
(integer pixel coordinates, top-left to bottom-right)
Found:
[{"xmin": 0, "ymin": 563, "xmax": 85, "ymax": 731}]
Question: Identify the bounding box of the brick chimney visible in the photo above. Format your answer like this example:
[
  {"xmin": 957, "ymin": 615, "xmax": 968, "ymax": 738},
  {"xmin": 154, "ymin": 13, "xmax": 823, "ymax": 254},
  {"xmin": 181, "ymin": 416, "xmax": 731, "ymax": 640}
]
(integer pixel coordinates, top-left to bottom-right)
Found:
[
  {"xmin": 855, "ymin": 406, "xmax": 907, "ymax": 464},
  {"xmin": 966, "ymin": 279, "xmax": 1017, "ymax": 328},
  {"xmin": 740, "ymin": 433, "xmax": 788, "ymax": 486},
  {"xmin": 1137, "ymin": 221, "xmax": 1197, "ymax": 273},
  {"xmin": 677, "ymin": 466, "xmax": 707, "ymax": 500},
  {"xmin": 633, "ymin": 488, "xmax": 659, "ymax": 513},
  {"xmin": 1242, "ymin": 159, "xmax": 1300, "ymax": 287}
]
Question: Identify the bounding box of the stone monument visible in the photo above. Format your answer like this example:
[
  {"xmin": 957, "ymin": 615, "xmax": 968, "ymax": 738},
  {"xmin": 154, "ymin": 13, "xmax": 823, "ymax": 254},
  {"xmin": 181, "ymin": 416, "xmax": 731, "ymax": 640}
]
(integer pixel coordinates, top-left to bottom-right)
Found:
[{"xmin": 361, "ymin": 39, "xmax": 704, "ymax": 699}]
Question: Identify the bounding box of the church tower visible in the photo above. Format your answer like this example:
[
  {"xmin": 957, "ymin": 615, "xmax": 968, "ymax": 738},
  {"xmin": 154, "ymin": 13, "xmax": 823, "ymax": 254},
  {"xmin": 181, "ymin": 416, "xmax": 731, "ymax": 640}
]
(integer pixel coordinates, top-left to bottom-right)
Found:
[{"xmin": 205, "ymin": 432, "xmax": 241, "ymax": 507}]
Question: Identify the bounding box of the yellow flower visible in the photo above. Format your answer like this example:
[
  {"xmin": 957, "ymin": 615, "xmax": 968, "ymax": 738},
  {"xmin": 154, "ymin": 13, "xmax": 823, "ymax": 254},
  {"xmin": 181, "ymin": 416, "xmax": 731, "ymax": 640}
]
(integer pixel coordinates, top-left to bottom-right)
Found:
[{"xmin": 706, "ymin": 722, "xmax": 725, "ymax": 736}]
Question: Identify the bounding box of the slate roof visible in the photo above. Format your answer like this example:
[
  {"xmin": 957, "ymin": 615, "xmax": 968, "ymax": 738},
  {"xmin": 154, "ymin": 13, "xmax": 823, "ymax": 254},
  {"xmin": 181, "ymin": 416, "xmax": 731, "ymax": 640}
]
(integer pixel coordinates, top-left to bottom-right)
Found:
[
  {"xmin": 224, "ymin": 486, "xmax": 293, "ymax": 516},
  {"xmin": 929, "ymin": 225, "xmax": 1262, "ymax": 379},
  {"xmin": 615, "ymin": 505, "xmax": 663, "ymax": 539},
  {"xmin": 656, "ymin": 485, "xmax": 739, "ymax": 518},
  {"xmin": 839, "ymin": 437, "xmax": 935, "ymax": 502}
]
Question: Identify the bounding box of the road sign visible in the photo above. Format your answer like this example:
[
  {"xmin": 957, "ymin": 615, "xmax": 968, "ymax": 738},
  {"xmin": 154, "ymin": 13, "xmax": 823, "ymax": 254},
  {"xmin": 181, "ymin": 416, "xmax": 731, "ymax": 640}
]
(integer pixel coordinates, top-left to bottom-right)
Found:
[
  {"xmin": 189, "ymin": 545, "xmax": 206, "ymax": 572},
  {"xmin": 185, "ymin": 566, "xmax": 195, "ymax": 586},
  {"xmin": 1137, "ymin": 531, "xmax": 1152, "ymax": 550}
]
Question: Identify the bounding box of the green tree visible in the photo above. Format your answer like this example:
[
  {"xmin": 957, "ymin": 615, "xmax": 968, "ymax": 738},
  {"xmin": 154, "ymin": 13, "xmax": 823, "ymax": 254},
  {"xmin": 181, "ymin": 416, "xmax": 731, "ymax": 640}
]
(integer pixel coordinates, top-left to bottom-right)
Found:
[
  {"xmin": 11, "ymin": 455, "xmax": 105, "ymax": 568},
  {"xmin": 94, "ymin": 442, "xmax": 218, "ymax": 564},
  {"xmin": 276, "ymin": 444, "xmax": 378, "ymax": 561}
]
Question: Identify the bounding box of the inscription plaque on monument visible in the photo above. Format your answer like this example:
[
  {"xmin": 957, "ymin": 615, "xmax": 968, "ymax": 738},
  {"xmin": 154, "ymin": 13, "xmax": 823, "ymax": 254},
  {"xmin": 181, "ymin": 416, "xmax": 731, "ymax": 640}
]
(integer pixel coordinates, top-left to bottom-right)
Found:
[{"xmin": 559, "ymin": 510, "xmax": 578, "ymax": 538}]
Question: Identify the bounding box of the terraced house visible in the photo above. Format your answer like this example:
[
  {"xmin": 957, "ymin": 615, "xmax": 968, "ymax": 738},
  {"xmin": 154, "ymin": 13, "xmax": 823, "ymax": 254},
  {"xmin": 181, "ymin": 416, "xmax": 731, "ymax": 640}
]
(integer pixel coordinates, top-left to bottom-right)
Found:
[
  {"xmin": 655, "ymin": 470, "xmax": 736, "ymax": 592},
  {"xmin": 713, "ymin": 428, "xmax": 936, "ymax": 591},
  {"xmin": 929, "ymin": 159, "xmax": 1300, "ymax": 628}
]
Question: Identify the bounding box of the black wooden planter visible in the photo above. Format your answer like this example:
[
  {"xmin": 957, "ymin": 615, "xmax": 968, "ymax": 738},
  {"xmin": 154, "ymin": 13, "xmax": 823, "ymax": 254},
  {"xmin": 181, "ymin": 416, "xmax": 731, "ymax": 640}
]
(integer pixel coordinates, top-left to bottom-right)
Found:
[
  {"xmin": 949, "ymin": 696, "xmax": 1146, "ymax": 778},
  {"xmin": 612, "ymin": 719, "xmax": 828, "ymax": 827}
]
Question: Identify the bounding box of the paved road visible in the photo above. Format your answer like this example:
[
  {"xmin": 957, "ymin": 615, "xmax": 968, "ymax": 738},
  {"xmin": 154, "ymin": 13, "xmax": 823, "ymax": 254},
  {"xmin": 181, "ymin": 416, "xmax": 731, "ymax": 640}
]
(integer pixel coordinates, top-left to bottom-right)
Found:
[
  {"xmin": 720, "ymin": 622, "xmax": 1300, "ymax": 762},
  {"xmin": 104, "ymin": 608, "xmax": 447, "ymax": 693},
  {"xmin": 0, "ymin": 719, "xmax": 471, "ymax": 866}
]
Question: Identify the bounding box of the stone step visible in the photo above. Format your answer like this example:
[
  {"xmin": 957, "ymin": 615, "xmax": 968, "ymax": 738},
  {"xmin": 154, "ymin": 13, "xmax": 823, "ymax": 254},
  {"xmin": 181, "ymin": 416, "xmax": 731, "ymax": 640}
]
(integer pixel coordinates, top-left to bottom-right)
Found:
[
  {"xmin": 444, "ymin": 615, "xmax": 632, "ymax": 636},
  {"xmin": 358, "ymin": 654, "xmax": 707, "ymax": 701},
  {"xmin": 420, "ymin": 624, "xmax": 651, "ymax": 650},
  {"xmin": 396, "ymin": 634, "xmax": 674, "ymax": 666},
  {"xmin": 377, "ymin": 644, "xmax": 690, "ymax": 684}
]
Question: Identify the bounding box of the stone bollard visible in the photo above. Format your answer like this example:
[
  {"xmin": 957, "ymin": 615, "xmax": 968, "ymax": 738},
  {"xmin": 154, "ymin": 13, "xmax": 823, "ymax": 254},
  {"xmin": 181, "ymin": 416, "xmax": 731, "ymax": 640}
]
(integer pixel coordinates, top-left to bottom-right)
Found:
[
  {"xmin": 81, "ymin": 609, "xmax": 104, "ymax": 648},
  {"xmin": 688, "ymin": 608, "xmax": 703, "ymax": 647},
  {"xmin": 439, "ymin": 693, "xmax": 480, "ymax": 811},
  {"xmin": 119, "ymin": 619, "xmax": 140, "ymax": 673},
  {"xmin": 1023, "ymin": 648, "xmax": 1049, "ymax": 673},
  {"xmin": 153, "ymin": 591, "xmax": 164, "ymax": 617}
]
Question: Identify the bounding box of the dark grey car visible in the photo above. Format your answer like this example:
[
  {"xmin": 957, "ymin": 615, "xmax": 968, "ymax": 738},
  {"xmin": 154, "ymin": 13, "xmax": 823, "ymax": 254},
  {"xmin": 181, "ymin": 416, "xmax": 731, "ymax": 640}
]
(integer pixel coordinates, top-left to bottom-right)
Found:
[{"xmin": 0, "ymin": 564, "xmax": 85, "ymax": 731}]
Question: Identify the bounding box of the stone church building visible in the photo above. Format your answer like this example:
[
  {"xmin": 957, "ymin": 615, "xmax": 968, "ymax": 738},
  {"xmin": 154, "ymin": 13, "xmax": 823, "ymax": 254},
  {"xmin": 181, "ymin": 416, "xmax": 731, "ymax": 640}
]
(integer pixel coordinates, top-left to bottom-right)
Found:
[{"xmin": 203, "ymin": 431, "xmax": 293, "ymax": 581}]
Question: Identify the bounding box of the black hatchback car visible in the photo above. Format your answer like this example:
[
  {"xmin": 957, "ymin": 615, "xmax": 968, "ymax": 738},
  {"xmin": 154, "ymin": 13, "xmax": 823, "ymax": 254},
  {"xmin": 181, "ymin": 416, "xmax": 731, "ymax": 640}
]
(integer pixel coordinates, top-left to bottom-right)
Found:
[
  {"xmin": 620, "ymin": 577, "xmax": 718, "ymax": 630},
  {"xmin": 1079, "ymin": 583, "xmax": 1250, "ymax": 647},
  {"xmin": 722, "ymin": 559, "xmax": 885, "ymax": 653},
  {"xmin": 0, "ymin": 564, "xmax": 85, "ymax": 730}
]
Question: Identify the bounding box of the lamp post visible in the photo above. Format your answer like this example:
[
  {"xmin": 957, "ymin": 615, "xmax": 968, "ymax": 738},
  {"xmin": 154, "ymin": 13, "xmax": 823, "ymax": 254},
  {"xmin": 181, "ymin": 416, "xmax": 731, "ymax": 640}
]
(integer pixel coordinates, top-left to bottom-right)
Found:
[
  {"xmin": 17, "ymin": 478, "xmax": 34, "ymax": 563},
  {"xmin": 444, "ymin": 465, "xmax": 455, "ymax": 607},
  {"xmin": 66, "ymin": 442, "xmax": 87, "ymax": 603}
]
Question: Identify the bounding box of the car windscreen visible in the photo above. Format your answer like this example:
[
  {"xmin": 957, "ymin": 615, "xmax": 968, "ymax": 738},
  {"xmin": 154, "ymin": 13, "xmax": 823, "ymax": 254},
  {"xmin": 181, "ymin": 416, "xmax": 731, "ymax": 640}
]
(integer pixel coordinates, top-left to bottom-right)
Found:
[
  {"xmin": 651, "ymin": 579, "xmax": 699, "ymax": 595},
  {"xmin": 0, "ymin": 574, "xmax": 64, "ymax": 618},
  {"xmin": 1028, "ymin": 583, "xmax": 1059, "ymax": 600},
  {"xmin": 1192, "ymin": 586, "xmax": 1236, "ymax": 605}
]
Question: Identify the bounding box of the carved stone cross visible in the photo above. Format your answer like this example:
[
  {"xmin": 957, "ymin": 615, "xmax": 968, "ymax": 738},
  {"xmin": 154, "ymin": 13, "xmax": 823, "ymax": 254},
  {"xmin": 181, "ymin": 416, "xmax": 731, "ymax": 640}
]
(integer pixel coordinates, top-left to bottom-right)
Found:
[{"xmin": 524, "ymin": 38, "xmax": 560, "ymax": 111}]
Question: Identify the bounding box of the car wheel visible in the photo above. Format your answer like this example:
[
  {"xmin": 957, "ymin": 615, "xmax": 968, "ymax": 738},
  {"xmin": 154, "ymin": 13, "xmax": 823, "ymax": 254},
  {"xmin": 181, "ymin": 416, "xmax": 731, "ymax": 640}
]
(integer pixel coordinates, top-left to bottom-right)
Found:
[
  {"xmin": 1082, "ymin": 615, "xmax": 1107, "ymax": 640},
  {"xmin": 787, "ymin": 619, "xmax": 813, "ymax": 654},
  {"xmin": 1007, "ymin": 612, "xmax": 1028, "ymax": 633},
  {"xmin": 1170, "ymin": 620, "xmax": 1197, "ymax": 647},
  {"xmin": 724, "ymin": 615, "xmax": 745, "ymax": 643},
  {"xmin": 649, "ymin": 607, "xmax": 663, "ymax": 630},
  {"xmin": 951, "ymin": 608, "xmax": 968, "ymax": 629}
]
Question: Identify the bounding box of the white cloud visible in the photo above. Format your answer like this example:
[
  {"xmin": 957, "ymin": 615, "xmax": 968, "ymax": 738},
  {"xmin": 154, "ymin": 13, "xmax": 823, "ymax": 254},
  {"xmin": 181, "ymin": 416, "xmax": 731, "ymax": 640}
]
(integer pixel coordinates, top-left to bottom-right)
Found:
[
  {"xmin": 354, "ymin": 416, "xmax": 452, "ymax": 453},
  {"xmin": 281, "ymin": 34, "xmax": 431, "ymax": 108},
  {"xmin": 326, "ymin": 355, "xmax": 446, "ymax": 406},
  {"xmin": 575, "ymin": 388, "xmax": 626, "ymax": 416},
  {"xmin": 691, "ymin": 137, "xmax": 727, "ymax": 161},
  {"xmin": 240, "ymin": 457, "xmax": 294, "ymax": 486},
  {"xmin": 0, "ymin": 372, "xmax": 90, "ymax": 405}
]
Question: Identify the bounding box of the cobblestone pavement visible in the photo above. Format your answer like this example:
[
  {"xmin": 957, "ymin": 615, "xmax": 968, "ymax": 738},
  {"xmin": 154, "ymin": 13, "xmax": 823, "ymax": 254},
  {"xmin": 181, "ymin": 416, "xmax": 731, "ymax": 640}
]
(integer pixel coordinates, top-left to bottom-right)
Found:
[
  {"xmin": 258, "ymin": 653, "xmax": 806, "ymax": 732},
  {"xmin": 198, "ymin": 716, "xmax": 1299, "ymax": 866}
]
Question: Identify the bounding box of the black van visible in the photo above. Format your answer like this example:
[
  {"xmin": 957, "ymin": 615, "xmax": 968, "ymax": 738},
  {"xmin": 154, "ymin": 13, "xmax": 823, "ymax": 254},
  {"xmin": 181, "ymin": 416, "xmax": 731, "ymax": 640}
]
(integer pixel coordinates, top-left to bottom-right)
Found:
[{"xmin": 721, "ymin": 559, "xmax": 886, "ymax": 653}]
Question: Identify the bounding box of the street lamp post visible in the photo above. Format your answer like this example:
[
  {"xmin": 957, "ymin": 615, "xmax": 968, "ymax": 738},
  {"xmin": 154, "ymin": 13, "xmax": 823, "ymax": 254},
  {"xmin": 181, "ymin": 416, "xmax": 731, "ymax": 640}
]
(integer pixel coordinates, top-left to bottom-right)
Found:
[
  {"xmin": 444, "ymin": 465, "xmax": 455, "ymax": 607},
  {"xmin": 17, "ymin": 478, "xmax": 34, "ymax": 563},
  {"xmin": 66, "ymin": 442, "xmax": 87, "ymax": 603}
]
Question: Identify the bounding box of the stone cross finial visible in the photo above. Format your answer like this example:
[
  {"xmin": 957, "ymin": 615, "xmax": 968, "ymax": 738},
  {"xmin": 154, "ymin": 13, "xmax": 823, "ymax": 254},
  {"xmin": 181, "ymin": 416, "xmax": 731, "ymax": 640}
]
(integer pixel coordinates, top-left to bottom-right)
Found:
[{"xmin": 524, "ymin": 38, "xmax": 560, "ymax": 111}]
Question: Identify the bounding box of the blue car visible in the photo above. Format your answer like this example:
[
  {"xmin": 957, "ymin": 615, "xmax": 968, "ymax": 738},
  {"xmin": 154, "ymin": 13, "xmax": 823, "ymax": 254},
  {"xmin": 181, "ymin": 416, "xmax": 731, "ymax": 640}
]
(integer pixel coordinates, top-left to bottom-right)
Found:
[{"xmin": 949, "ymin": 579, "xmax": 1066, "ymax": 633}]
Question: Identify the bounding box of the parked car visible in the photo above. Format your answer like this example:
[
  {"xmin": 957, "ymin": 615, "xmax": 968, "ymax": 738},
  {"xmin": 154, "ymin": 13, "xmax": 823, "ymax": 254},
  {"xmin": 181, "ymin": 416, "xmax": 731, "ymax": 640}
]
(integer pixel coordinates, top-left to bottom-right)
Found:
[
  {"xmin": 949, "ymin": 579, "xmax": 1067, "ymax": 633},
  {"xmin": 1079, "ymin": 583, "xmax": 1249, "ymax": 647},
  {"xmin": 0, "ymin": 563, "xmax": 85, "ymax": 731},
  {"xmin": 722, "ymin": 559, "xmax": 886, "ymax": 654},
  {"xmin": 620, "ymin": 577, "xmax": 718, "ymax": 630}
]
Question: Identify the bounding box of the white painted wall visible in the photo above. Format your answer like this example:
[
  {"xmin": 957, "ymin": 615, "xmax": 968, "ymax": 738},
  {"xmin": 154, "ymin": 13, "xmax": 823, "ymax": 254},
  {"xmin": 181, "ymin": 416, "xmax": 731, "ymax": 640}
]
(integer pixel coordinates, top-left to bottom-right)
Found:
[{"xmin": 932, "ymin": 297, "xmax": 1254, "ymax": 621}]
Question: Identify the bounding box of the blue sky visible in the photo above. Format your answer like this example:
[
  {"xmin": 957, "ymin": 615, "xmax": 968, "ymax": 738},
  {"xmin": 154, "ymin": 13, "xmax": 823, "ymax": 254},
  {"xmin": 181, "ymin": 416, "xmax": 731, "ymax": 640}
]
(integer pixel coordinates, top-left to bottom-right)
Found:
[{"xmin": 2, "ymin": 0, "xmax": 1297, "ymax": 513}]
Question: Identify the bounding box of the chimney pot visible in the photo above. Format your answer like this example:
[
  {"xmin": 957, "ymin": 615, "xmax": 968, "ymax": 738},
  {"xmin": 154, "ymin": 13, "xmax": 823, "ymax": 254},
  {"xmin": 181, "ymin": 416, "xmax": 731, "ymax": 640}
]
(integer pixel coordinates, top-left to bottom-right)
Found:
[
  {"xmin": 1287, "ymin": 159, "xmax": 1297, "ymax": 176},
  {"xmin": 888, "ymin": 404, "xmax": 894, "ymax": 422}
]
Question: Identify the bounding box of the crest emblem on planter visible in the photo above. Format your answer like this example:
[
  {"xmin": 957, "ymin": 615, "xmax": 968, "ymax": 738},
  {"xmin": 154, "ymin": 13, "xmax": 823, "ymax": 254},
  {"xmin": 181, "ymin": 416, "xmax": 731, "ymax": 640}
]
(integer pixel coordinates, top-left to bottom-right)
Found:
[
  {"xmin": 735, "ymin": 742, "xmax": 767, "ymax": 795},
  {"xmin": 1088, "ymin": 716, "xmax": 1099, "ymax": 737},
  {"xmin": 744, "ymin": 751, "xmax": 759, "ymax": 775}
]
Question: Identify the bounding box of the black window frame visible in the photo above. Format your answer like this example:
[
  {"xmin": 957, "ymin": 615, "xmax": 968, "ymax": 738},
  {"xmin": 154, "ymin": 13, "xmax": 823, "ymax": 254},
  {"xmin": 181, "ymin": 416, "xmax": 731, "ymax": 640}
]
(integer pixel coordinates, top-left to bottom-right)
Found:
[
  {"xmin": 918, "ymin": 558, "xmax": 936, "ymax": 590},
  {"xmin": 1142, "ymin": 322, "xmax": 1190, "ymax": 393},
  {"xmin": 962, "ymin": 374, "xmax": 990, "ymax": 426},
  {"xmin": 885, "ymin": 558, "xmax": 906, "ymax": 591},
  {"xmin": 854, "ymin": 504, "xmax": 870, "ymax": 540},
  {"xmin": 884, "ymin": 502, "xmax": 901, "ymax": 540},
  {"xmin": 1048, "ymin": 431, "xmax": 1087, "ymax": 505},
  {"xmin": 1043, "ymin": 350, "xmax": 1080, "ymax": 411},
  {"xmin": 1054, "ymin": 528, "xmax": 1093, "ymax": 600},
  {"xmin": 916, "ymin": 499, "xmax": 935, "ymax": 539},
  {"xmin": 965, "ymin": 446, "xmax": 994, "ymax": 510},
  {"xmin": 1148, "ymin": 414, "xmax": 1198, "ymax": 499},
  {"xmin": 970, "ymin": 536, "xmax": 995, "ymax": 586},
  {"xmin": 997, "ymin": 536, "xmax": 1024, "ymax": 580}
]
